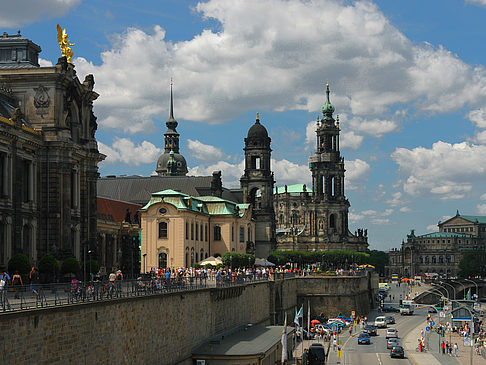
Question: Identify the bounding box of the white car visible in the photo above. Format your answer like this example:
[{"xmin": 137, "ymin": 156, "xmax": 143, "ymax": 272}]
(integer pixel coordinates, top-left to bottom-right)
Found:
[
  {"xmin": 374, "ymin": 316, "xmax": 387, "ymax": 328},
  {"xmin": 386, "ymin": 328, "xmax": 398, "ymax": 339}
]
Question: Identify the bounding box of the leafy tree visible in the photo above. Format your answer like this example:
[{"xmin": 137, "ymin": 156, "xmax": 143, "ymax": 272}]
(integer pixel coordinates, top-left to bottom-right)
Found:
[
  {"xmin": 222, "ymin": 252, "xmax": 255, "ymax": 268},
  {"xmin": 8, "ymin": 253, "xmax": 31, "ymax": 275},
  {"xmin": 367, "ymin": 250, "xmax": 388, "ymax": 276},
  {"xmin": 458, "ymin": 251, "xmax": 486, "ymax": 278},
  {"xmin": 39, "ymin": 254, "xmax": 60, "ymax": 274},
  {"xmin": 86, "ymin": 259, "xmax": 99, "ymax": 274},
  {"xmin": 61, "ymin": 257, "xmax": 81, "ymax": 278}
]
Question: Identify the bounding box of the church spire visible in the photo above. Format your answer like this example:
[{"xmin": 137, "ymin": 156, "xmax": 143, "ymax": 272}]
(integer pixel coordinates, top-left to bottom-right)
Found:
[
  {"xmin": 321, "ymin": 82, "xmax": 335, "ymax": 117},
  {"xmin": 166, "ymin": 78, "xmax": 178, "ymax": 130}
]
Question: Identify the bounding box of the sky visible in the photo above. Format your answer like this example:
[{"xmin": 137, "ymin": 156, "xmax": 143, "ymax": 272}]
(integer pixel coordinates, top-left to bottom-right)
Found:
[{"xmin": 4, "ymin": 0, "xmax": 486, "ymax": 251}]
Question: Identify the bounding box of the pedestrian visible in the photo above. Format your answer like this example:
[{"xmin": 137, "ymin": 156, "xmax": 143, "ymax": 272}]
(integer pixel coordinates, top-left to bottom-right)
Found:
[
  {"xmin": 454, "ymin": 343, "xmax": 458, "ymax": 357},
  {"xmin": 12, "ymin": 271, "xmax": 22, "ymax": 299},
  {"xmin": 29, "ymin": 267, "xmax": 40, "ymax": 296},
  {"xmin": 333, "ymin": 338, "xmax": 337, "ymax": 352},
  {"xmin": 441, "ymin": 341, "xmax": 445, "ymax": 354}
]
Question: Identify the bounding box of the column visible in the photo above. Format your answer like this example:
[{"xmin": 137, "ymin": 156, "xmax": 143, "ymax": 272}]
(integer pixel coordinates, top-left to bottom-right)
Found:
[
  {"xmin": 28, "ymin": 161, "xmax": 34, "ymax": 202},
  {"xmin": 2, "ymin": 154, "xmax": 8, "ymax": 197},
  {"xmin": 101, "ymin": 233, "xmax": 106, "ymax": 269}
]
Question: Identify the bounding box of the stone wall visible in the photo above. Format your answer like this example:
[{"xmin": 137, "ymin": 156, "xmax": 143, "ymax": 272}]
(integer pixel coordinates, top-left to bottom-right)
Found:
[{"xmin": 0, "ymin": 275, "xmax": 376, "ymax": 365}]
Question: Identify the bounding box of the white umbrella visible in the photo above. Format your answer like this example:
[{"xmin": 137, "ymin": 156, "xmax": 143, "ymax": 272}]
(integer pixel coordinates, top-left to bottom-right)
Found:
[
  {"xmin": 199, "ymin": 256, "xmax": 223, "ymax": 266},
  {"xmin": 255, "ymin": 258, "xmax": 275, "ymax": 267}
]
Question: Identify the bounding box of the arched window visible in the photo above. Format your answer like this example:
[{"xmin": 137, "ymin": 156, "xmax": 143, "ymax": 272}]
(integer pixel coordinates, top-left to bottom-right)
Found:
[
  {"xmin": 158, "ymin": 253, "xmax": 167, "ymax": 268},
  {"xmin": 446, "ymin": 255, "xmax": 451, "ymax": 264},
  {"xmin": 195, "ymin": 223, "xmax": 199, "ymax": 241},
  {"xmin": 425, "ymin": 256, "xmax": 429, "ymax": 264},
  {"xmin": 200, "ymin": 249, "xmax": 204, "ymax": 261},
  {"xmin": 439, "ymin": 256, "xmax": 443, "ymax": 264},
  {"xmin": 419, "ymin": 256, "xmax": 423, "ymax": 264},
  {"xmin": 329, "ymin": 214, "xmax": 335, "ymax": 229},
  {"xmin": 432, "ymin": 256, "xmax": 436, "ymax": 264},
  {"xmin": 158, "ymin": 222, "xmax": 168, "ymax": 238},
  {"xmin": 185, "ymin": 222, "xmax": 189, "ymax": 239}
]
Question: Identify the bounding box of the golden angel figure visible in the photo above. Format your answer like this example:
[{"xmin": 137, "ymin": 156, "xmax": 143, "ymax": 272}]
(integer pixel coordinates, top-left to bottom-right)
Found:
[{"xmin": 56, "ymin": 24, "xmax": 76, "ymax": 63}]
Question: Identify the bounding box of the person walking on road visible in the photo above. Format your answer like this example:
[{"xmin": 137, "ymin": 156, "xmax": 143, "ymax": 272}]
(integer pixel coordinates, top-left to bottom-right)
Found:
[
  {"xmin": 440, "ymin": 341, "xmax": 445, "ymax": 354},
  {"xmin": 453, "ymin": 343, "xmax": 458, "ymax": 357},
  {"xmin": 333, "ymin": 338, "xmax": 337, "ymax": 352}
]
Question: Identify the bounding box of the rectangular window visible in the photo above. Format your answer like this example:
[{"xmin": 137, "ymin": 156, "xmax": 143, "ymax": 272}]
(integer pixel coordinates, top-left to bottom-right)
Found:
[
  {"xmin": 186, "ymin": 222, "xmax": 189, "ymax": 239},
  {"xmin": 200, "ymin": 224, "xmax": 203, "ymax": 242},
  {"xmin": 195, "ymin": 223, "xmax": 199, "ymax": 241},
  {"xmin": 158, "ymin": 222, "xmax": 168, "ymax": 238},
  {"xmin": 205, "ymin": 224, "xmax": 208, "ymax": 241},
  {"xmin": 231, "ymin": 225, "xmax": 234, "ymax": 242},
  {"xmin": 239, "ymin": 226, "xmax": 244, "ymax": 242},
  {"xmin": 191, "ymin": 223, "xmax": 194, "ymax": 240},
  {"xmin": 214, "ymin": 226, "xmax": 221, "ymax": 241},
  {"xmin": 22, "ymin": 160, "xmax": 29, "ymax": 202}
]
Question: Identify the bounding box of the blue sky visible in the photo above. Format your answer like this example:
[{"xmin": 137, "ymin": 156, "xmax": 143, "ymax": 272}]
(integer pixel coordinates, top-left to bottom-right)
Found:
[{"xmin": 4, "ymin": 0, "xmax": 486, "ymax": 251}]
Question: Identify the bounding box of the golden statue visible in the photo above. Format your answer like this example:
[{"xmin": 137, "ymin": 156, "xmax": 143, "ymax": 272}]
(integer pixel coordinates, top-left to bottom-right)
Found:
[{"xmin": 56, "ymin": 24, "xmax": 76, "ymax": 63}]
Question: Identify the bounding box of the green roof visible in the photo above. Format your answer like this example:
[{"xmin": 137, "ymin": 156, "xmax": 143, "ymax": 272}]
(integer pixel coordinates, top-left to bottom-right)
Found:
[
  {"xmin": 418, "ymin": 232, "xmax": 474, "ymax": 238},
  {"xmin": 458, "ymin": 215, "xmax": 486, "ymax": 224},
  {"xmin": 141, "ymin": 189, "xmax": 248, "ymax": 217}
]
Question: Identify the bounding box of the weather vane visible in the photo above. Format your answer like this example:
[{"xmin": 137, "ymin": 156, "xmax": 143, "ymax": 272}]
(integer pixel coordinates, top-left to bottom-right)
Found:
[{"xmin": 56, "ymin": 24, "xmax": 76, "ymax": 63}]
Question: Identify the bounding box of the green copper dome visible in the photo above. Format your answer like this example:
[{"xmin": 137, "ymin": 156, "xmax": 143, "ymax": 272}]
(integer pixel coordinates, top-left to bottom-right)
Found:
[{"xmin": 321, "ymin": 83, "xmax": 335, "ymax": 115}]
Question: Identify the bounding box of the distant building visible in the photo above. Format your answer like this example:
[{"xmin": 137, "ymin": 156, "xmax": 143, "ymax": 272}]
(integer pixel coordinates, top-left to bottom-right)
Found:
[
  {"xmin": 140, "ymin": 189, "xmax": 254, "ymax": 269},
  {"xmin": 96, "ymin": 197, "xmax": 141, "ymax": 276},
  {"xmin": 273, "ymin": 85, "xmax": 368, "ymax": 252},
  {"xmin": 387, "ymin": 211, "xmax": 486, "ymax": 277},
  {"xmin": 0, "ymin": 32, "xmax": 103, "ymax": 266}
]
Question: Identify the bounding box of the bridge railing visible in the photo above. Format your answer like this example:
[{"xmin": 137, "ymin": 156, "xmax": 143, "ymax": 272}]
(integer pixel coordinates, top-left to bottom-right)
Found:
[{"xmin": 0, "ymin": 274, "xmax": 270, "ymax": 313}]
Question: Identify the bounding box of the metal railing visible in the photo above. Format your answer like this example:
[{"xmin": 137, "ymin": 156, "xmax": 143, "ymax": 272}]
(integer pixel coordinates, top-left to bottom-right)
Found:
[{"xmin": 0, "ymin": 273, "xmax": 273, "ymax": 313}]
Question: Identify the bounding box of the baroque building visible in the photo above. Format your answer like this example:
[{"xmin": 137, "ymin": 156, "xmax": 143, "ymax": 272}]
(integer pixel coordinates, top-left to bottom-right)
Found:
[
  {"xmin": 0, "ymin": 32, "xmax": 103, "ymax": 266},
  {"xmin": 387, "ymin": 211, "xmax": 486, "ymax": 277},
  {"xmin": 240, "ymin": 113, "xmax": 276, "ymax": 258},
  {"xmin": 140, "ymin": 189, "xmax": 254, "ymax": 269},
  {"xmin": 274, "ymin": 84, "xmax": 368, "ymax": 252}
]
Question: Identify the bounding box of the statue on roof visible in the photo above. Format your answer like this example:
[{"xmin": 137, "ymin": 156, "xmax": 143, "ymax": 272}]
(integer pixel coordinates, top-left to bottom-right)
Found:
[{"xmin": 56, "ymin": 24, "xmax": 76, "ymax": 63}]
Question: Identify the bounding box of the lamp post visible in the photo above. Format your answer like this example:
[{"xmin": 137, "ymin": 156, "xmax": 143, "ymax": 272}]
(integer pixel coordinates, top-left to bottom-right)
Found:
[
  {"xmin": 431, "ymin": 283, "xmax": 450, "ymax": 299},
  {"xmin": 440, "ymin": 281, "xmax": 456, "ymax": 300},
  {"xmin": 451, "ymin": 280, "xmax": 466, "ymax": 300},
  {"xmin": 88, "ymin": 250, "xmax": 92, "ymax": 281},
  {"xmin": 143, "ymin": 253, "xmax": 147, "ymax": 273}
]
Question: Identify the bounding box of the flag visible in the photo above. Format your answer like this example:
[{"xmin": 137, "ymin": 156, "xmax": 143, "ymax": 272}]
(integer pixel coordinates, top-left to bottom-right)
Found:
[
  {"xmin": 467, "ymin": 289, "xmax": 471, "ymax": 300},
  {"xmin": 281, "ymin": 313, "xmax": 287, "ymax": 363},
  {"xmin": 307, "ymin": 301, "xmax": 311, "ymax": 333},
  {"xmin": 294, "ymin": 305, "xmax": 303, "ymax": 327}
]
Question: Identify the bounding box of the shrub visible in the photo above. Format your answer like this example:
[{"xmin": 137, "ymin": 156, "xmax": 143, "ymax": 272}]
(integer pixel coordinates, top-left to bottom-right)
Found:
[
  {"xmin": 86, "ymin": 259, "xmax": 99, "ymax": 274},
  {"xmin": 61, "ymin": 257, "xmax": 81, "ymax": 278},
  {"xmin": 8, "ymin": 253, "xmax": 31, "ymax": 275},
  {"xmin": 204, "ymin": 263, "xmax": 213, "ymax": 269},
  {"xmin": 193, "ymin": 263, "xmax": 201, "ymax": 269},
  {"xmin": 38, "ymin": 254, "xmax": 60, "ymax": 275}
]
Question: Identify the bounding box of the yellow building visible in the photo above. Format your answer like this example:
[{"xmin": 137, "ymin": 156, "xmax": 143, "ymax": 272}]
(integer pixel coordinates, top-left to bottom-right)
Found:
[{"xmin": 140, "ymin": 189, "xmax": 254, "ymax": 269}]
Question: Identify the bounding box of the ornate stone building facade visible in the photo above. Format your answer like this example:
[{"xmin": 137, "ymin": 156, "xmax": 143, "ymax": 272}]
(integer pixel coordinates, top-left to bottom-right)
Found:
[
  {"xmin": 240, "ymin": 114, "xmax": 276, "ymax": 258},
  {"xmin": 387, "ymin": 212, "xmax": 486, "ymax": 277},
  {"xmin": 274, "ymin": 85, "xmax": 368, "ymax": 252},
  {"xmin": 0, "ymin": 32, "xmax": 103, "ymax": 266}
]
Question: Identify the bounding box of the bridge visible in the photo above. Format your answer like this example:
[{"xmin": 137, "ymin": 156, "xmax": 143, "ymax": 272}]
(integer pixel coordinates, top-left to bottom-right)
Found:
[{"xmin": 415, "ymin": 278, "xmax": 486, "ymax": 304}]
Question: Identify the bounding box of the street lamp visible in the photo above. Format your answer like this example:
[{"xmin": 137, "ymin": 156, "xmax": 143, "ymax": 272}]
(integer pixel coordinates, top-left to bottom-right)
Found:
[
  {"xmin": 143, "ymin": 253, "xmax": 147, "ymax": 273},
  {"xmin": 463, "ymin": 279, "xmax": 479, "ymax": 301},
  {"xmin": 451, "ymin": 280, "xmax": 466, "ymax": 300},
  {"xmin": 440, "ymin": 281, "xmax": 456, "ymax": 300},
  {"xmin": 431, "ymin": 283, "xmax": 450, "ymax": 299}
]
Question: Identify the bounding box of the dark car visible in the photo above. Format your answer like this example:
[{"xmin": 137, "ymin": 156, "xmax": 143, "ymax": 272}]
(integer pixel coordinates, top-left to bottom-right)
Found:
[
  {"xmin": 382, "ymin": 305, "xmax": 400, "ymax": 313},
  {"xmin": 428, "ymin": 306, "xmax": 437, "ymax": 313},
  {"xmin": 305, "ymin": 343, "xmax": 326, "ymax": 365},
  {"xmin": 387, "ymin": 338, "xmax": 400, "ymax": 349},
  {"xmin": 364, "ymin": 324, "xmax": 377, "ymax": 336},
  {"xmin": 358, "ymin": 332, "xmax": 371, "ymax": 345},
  {"xmin": 390, "ymin": 345, "xmax": 404, "ymax": 358},
  {"xmin": 385, "ymin": 316, "xmax": 395, "ymax": 324}
]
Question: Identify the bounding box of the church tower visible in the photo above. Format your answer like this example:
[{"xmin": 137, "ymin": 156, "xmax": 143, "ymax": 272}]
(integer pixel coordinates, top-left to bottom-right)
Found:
[
  {"xmin": 240, "ymin": 113, "xmax": 276, "ymax": 258},
  {"xmin": 308, "ymin": 83, "xmax": 349, "ymax": 237},
  {"xmin": 156, "ymin": 80, "xmax": 188, "ymax": 176}
]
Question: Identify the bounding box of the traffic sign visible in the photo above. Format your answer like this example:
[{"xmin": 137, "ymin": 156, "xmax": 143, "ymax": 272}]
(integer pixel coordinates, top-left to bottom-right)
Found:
[
  {"xmin": 426, "ymin": 326, "xmax": 430, "ymax": 331},
  {"xmin": 430, "ymin": 321, "xmax": 435, "ymax": 326},
  {"xmin": 439, "ymin": 312, "xmax": 446, "ymax": 318}
]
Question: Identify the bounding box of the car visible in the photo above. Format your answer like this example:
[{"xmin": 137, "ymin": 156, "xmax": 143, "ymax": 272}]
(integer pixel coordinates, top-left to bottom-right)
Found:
[
  {"xmin": 358, "ymin": 332, "xmax": 371, "ymax": 345},
  {"xmin": 337, "ymin": 315, "xmax": 352, "ymax": 322},
  {"xmin": 428, "ymin": 306, "xmax": 437, "ymax": 313},
  {"xmin": 382, "ymin": 305, "xmax": 400, "ymax": 313},
  {"xmin": 390, "ymin": 345, "xmax": 404, "ymax": 358},
  {"xmin": 305, "ymin": 343, "xmax": 326, "ymax": 365},
  {"xmin": 374, "ymin": 316, "xmax": 387, "ymax": 328},
  {"xmin": 385, "ymin": 316, "xmax": 395, "ymax": 325},
  {"xmin": 387, "ymin": 338, "xmax": 400, "ymax": 349},
  {"xmin": 364, "ymin": 324, "xmax": 377, "ymax": 336},
  {"xmin": 386, "ymin": 328, "xmax": 398, "ymax": 339},
  {"xmin": 327, "ymin": 319, "xmax": 346, "ymax": 328}
]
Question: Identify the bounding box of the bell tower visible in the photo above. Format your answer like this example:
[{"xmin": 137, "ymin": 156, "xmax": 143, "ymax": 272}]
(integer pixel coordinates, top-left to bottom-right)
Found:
[
  {"xmin": 309, "ymin": 83, "xmax": 349, "ymax": 236},
  {"xmin": 240, "ymin": 113, "xmax": 276, "ymax": 257}
]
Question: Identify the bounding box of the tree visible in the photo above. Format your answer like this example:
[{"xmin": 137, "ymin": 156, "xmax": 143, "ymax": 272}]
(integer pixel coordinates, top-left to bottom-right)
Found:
[
  {"xmin": 86, "ymin": 259, "xmax": 99, "ymax": 275},
  {"xmin": 367, "ymin": 250, "xmax": 389, "ymax": 276},
  {"xmin": 222, "ymin": 252, "xmax": 255, "ymax": 268},
  {"xmin": 8, "ymin": 253, "xmax": 31, "ymax": 275},
  {"xmin": 61, "ymin": 257, "xmax": 81, "ymax": 279},
  {"xmin": 38, "ymin": 254, "xmax": 60, "ymax": 282},
  {"xmin": 458, "ymin": 250, "xmax": 486, "ymax": 278}
]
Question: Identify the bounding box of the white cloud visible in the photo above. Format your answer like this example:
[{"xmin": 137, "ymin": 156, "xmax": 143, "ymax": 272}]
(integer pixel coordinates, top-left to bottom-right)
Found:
[
  {"xmin": 349, "ymin": 211, "xmax": 364, "ymax": 223},
  {"xmin": 345, "ymin": 159, "xmax": 371, "ymax": 189},
  {"xmin": 272, "ymin": 159, "xmax": 311, "ymax": 187},
  {"xmin": 467, "ymin": 0, "xmax": 486, "ymax": 7},
  {"xmin": 477, "ymin": 204, "xmax": 486, "ymax": 214},
  {"xmin": 38, "ymin": 58, "xmax": 53, "ymax": 67},
  {"xmin": 0, "ymin": 0, "xmax": 81, "ymax": 27},
  {"xmin": 74, "ymin": 0, "xmax": 486, "ymax": 135},
  {"xmin": 188, "ymin": 160, "xmax": 244, "ymax": 188},
  {"xmin": 426, "ymin": 224, "xmax": 438, "ymax": 232},
  {"xmin": 187, "ymin": 139, "xmax": 226, "ymax": 162},
  {"xmin": 391, "ymin": 141, "xmax": 486, "ymax": 199},
  {"xmin": 386, "ymin": 192, "xmax": 404, "ymax": 207},
  {"xmin": 399, "ymin": 206, "xmax": 411, "ymax": 213},
  {"xmin": 467, "ymin": 108, "xmax": 486, "ymax": 129},
  {"xmin": 346, "ymin": 116, "xmax": 399, "ymax": 138},
  {"xmin": 340, "ymin": 131, "xmax": 364, "ymax": 150},
  {"xmin": 98, "ymin": 138, "xmax": 162, "ymax": 166},
  {"xmin": 480, "ymin": 193, "xmax": 486, "ymax": 200}
]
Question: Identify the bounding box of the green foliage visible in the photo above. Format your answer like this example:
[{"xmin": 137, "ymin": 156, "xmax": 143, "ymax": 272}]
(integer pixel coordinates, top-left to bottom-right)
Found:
[
  {"xmin": 38, "ymin": 254, "xmax": 60, "ymax": 275},
  {"xmin": 193, "ymin": 263, "xmax": 201, "ymax": 269},
  {"xmin": 367, "ymin": 250, "xmax": 389, "ymax": 276},
  {"xmin": 215, "ymin": 263, "xmax": 224, "ymax": 269},
  {"xmin": 267, "ymin": 250, "xmax": 370, "ymax": 268},
  {"xmin": 458, "ymin": 250, "xmax": 486, "ymax": 278},
  {"xmin": 86, "ymin": 259, "xmax": 99, "ymax": 274},
  {"xmin": 204, "ymin": 263, "xmax": 213, "ymax": 269},
  {"xmin": 8, "ymin": 253, "xmax": 31, "ymax": 275},
  {"xmin": 221, "ymin": 252, "xmax": 255, "ymax": 268},
  {"xmin": 61, "ymin": 257, "xmax": 81, "ymax": 277}
]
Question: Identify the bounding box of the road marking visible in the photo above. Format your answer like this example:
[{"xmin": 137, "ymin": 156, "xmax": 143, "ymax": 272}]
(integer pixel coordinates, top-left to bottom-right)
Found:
[{"xmin": 375, "ymin": 353, "xmax": 383, "ymax": 365}]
